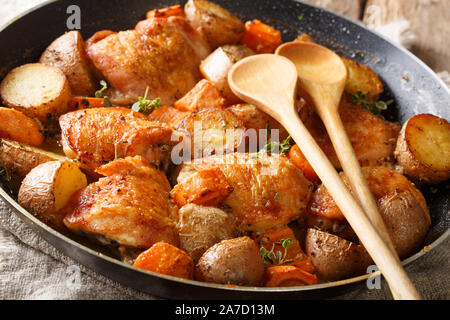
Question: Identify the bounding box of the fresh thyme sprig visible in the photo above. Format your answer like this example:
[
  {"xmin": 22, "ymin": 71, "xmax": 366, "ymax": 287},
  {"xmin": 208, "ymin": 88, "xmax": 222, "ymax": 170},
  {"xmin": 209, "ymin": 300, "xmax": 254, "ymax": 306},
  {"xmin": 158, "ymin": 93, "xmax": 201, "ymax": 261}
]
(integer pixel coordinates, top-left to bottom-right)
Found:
[
  {"xmin": 95, "ymin": 80, "xmax": 112, "ymax": 107},
  {"xmin": 131, "ymin": 87, "xmax": 162, "ymax": 115},
  {"xmin": 260, "ymin": 136, "xmax": 293, "ymax": 155},
  {"xmin": 351, "ymin": 91, "xmax": 393, "ymax": 119},
  {"xmin": 260, "ymin": 238, "xmax": 294, "ymax": 267}
]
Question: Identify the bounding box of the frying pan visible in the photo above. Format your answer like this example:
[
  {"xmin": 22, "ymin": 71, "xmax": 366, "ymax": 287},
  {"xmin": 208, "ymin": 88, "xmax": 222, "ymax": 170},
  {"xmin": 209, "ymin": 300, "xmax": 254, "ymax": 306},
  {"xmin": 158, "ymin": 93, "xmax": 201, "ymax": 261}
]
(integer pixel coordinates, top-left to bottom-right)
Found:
[{"xmin": 0, "ymin": 0, "xmax": 448, "ymax": 299}]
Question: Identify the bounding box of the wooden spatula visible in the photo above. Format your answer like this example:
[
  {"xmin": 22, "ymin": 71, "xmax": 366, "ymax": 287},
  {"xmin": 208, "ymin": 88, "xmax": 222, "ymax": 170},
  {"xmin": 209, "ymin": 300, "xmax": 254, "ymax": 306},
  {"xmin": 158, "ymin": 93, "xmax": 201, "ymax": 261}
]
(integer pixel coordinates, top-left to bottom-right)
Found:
[{"xmin": 228, "ymin": 54, "xmax": 421, "ymax": 300}]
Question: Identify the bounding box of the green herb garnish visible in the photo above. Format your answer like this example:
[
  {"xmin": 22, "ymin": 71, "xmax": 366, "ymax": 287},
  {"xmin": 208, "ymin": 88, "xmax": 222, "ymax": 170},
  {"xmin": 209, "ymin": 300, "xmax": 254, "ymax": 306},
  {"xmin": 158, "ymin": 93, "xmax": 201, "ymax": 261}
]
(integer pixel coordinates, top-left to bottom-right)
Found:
[
  {"xmin": 351, "ymin": 91, "xmax": 393, "ymax": 119},
  {"xmin": 261, "ymin": 136, "xmax": 293, "ymax": 155},
  {"xmin": 95, "ymin": 80, "xmax": 108, "ymax": 98},
  {"xmin": 297, "ymin": 14, "xmax": 304, "ymax": 21},
  {"xmin": 260, "ymin": 238, "xmax": 294, "ymax": 267},
  {"xmin": 132, "ymin": 87, "xmax": 161, "ymax": 115}
]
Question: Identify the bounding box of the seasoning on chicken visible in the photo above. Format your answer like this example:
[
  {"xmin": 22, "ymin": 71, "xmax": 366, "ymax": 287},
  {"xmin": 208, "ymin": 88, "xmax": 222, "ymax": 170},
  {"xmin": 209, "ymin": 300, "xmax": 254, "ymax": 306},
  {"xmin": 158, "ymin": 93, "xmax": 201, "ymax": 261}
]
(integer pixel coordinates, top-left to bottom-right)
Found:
[{"xmin": 63, "ymin": 156, "xmax": 179, "ymax": 249}]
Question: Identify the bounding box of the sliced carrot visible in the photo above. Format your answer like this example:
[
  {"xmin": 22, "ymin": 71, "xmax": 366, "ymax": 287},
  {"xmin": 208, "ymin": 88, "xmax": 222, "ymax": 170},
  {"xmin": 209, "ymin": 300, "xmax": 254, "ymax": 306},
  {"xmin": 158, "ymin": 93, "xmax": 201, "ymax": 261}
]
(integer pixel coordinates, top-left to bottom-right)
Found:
[
  {"xmin": 241, "ymin": 19, "xmax": 282, "ymax": 54},
  {"xmin": 171, "ymin": 168, "xmax": 232, "ymax": 208},
  {"xmin": 252, "ymin": 225, "xmax": 315, "ymax": 274},
  {"xmin": 146, "ymin": 4, "xmax": 184, "ymax": 19},
  {"xmin": 264, "ymin": 265, "xmax": 318, "ymax": 287},
  {"xmin": 133, "ymin": 242, "xmax": 194, "ymax": 279},
  {"xmin": 70, "ymin": 97, "xmax": 108, "ymax": 110},
  {"xmin": 288, "ymin": 144, "xmax": 320, "ymax": 183},
  {"xmin": 174, "ymin": 79, "xmax": 227, "ymax": 112},
  {"xmin": 0, "ymin": 107, "xmax": 44, "ymax": 146}
]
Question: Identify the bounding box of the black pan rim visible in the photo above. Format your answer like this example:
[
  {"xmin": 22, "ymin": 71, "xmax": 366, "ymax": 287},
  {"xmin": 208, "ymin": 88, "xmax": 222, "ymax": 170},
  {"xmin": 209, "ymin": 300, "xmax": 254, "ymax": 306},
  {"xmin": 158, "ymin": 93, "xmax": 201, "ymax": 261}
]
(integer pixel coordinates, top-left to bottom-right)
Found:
[{"xmin": 0, "ymin": 0, "xmax": 448, "ymax": 296}]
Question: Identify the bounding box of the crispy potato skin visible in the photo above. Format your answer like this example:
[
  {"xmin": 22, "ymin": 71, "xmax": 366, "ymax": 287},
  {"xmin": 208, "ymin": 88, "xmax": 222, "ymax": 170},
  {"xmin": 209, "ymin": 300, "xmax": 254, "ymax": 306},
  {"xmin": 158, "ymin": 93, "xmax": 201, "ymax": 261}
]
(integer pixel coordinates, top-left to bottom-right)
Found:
[
  {"xmin": 0, "ymin": 139, "xmax": 66, "ymax": 182},
  {"xmin": 185, "ymin": 0, "xmax": 244, "ymax": 49},
  {"xmin": 195, "ymin": 236, "xmax": 264, "ymax": 285},
  {"xmin": 0, "ymin": 107, "xmax": 44, "ymax": 146},
  {"xmin": 177, "ymin": 153, "xmax": 313, "ymax": 232},
  {"xmin": 63, "ymin": 156, "xmax": 179, "ymax": 249},
  {"xmin": 18, "ymin": 161, "xmax": 87, "ymax": 230},
  {"xmin": 0, "ymin": 63, "xmax": 72, "ymax": 123},
  {"xmin": 176, "ymin": 204, "xmax": 237, "ymax": 262},
  {"xmin": 59, "ymin": 107, "xmax": 175, "ymax": 175},
  {"xmin": 307, "ymin": 166, "xmax": 430, "ymax": 261},
  {"xmin": 304, "ymin": 228, "xmax": 372, "ymax": 281},
  {"xmin": 40, "ymin": 31, "xmax": 97, "ymax": 96},
  {"xmin": 395, "ymin": 114, "xmax": 450, "ymax": 184}
]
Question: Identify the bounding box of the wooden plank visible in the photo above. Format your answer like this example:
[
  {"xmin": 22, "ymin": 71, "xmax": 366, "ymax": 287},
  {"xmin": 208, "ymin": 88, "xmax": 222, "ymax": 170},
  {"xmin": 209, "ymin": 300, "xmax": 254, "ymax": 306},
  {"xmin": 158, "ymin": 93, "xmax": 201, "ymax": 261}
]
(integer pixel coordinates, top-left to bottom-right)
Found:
[
  {"xmin": 302, "ymin": 0, "xmax": 364, "ymax": 21},
  {"xmin": 363, "ymin": 0, "xmax": 450, "ymax": 72}
]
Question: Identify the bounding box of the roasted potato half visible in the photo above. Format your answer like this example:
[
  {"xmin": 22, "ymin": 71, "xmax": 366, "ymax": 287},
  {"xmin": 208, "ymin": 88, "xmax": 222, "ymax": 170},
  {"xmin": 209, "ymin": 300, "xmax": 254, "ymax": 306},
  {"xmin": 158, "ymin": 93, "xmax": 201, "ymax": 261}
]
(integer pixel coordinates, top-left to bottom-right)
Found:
[
  {"xmin": 18, "ymin": 160, "xmax": 87, "ymax": 229},
  {"xmin": 196, "ymin": 236, "xmax": 265, "ymax": 286},
  {"xmin": 304, "ymin": 228, "xmax": 372, "ymax": 281},
  {"xmin": 179, "ymin": 107, "xmax": 245, "ymax": 157},
  {"xmin": 0, "ymin": 63, "xmax": 72, "ymax": 123},
  {"xmin": 0, "ymin": 107, "xmax": 44, "ymax": 146},
  {"xmin": 0, "ymin": 139, "xmax": 66, "ymax": 182},
  {"xmin": 40, "ymin": 31, "xmax": 97, "ymax": 96},
  {"xmin": 176, "ymin": 204, "xmax": 237, "ymax": 262},
  {"xmin": 341, "ymin": 57, "xmax": 383, "ymax": 101},
  {"xmin": 185, "ymin": 0, "xmax": 244, "ymax": 48},
  {"xmin": 395, "ymin": 114, "xmax": 450, "ymax": 184}
]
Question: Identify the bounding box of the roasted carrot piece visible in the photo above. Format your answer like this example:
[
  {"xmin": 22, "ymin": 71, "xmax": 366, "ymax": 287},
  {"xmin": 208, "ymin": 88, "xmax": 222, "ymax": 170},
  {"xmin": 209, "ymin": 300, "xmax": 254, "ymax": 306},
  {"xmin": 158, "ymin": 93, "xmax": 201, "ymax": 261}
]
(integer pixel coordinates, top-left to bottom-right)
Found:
[
  {"xmin": 241, "ymin": 19, "xmax": 282, "ymax": 54},
  {"xmin": 146, "ymin": 4, "xmax": 185, "ymax": 19},
  {"xmin": 0, "ymin": 107, "xmax": 44, "ymax": 146},
  {"xmin": 133, "ymin": 242, "xmax": 194, "ymax": 279},
  {"xmin": 70, "ymin": 97, "xmax": 109, "ymax": 110},
  {"xmin": 174, "ymin": 79, "xmax": 227, "ymax": 112},
  {"xmin": 171, "ymin": 168, "xmax": 232, "ymax": 208},
  {"xmin": 149, "ymin": 105, "xmax": 189, "ymax": 128},
  {"xmin": 252, "ymin": 225, "xmax": 315, "ymax": 274},
  {"xmin": 288, "ymin": 144, "xmax": 319, "ymax": 183},
  {"xmin": 264, "ymin": 265, "xmax": 318, "ymax": 287}
]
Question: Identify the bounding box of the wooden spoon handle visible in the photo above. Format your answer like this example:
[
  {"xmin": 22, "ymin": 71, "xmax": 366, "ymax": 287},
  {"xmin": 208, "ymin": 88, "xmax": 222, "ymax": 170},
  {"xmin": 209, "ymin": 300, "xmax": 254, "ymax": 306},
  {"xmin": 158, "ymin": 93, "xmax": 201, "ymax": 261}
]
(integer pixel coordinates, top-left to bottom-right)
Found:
[
  {"xmin": 280, "ymin": 110, "xmax": 421, "ymax": 300},
  {"xmin": 320, "ymin": 109, "xmax": 398, "ymax": 255}
]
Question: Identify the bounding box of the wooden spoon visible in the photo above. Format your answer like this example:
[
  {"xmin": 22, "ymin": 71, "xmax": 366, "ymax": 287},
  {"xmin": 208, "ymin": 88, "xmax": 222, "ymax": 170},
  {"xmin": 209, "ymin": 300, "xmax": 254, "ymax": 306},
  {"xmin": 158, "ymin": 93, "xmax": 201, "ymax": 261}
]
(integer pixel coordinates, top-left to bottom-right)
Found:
[
  {"xmin": 276, "ymin": 41, "xmax": 398, "ymax": 257},
  {"xmin": 228, "ymin": 54, "xmax": 421, "ymax": 300}
]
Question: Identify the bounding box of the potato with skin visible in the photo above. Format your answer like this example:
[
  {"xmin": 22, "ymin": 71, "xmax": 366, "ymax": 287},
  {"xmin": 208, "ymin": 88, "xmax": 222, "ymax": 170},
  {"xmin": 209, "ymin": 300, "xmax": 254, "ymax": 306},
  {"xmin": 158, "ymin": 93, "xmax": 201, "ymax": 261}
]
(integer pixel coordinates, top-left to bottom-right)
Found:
[
  {"xmin": 18, "ymin": 161, "xmax": 87, "ymax": 229},
  {"xmin": 196, "ymin": 236, "xmax": 264, "ymax": 286},
  {"xmin": 304, "ymin": 228, "xmax": 372, "ymax": 281},
  {"xmin": 176, "ymin": 204, "xmax": 237, "ymax": 262},
  {"xmin": 185, "ymin": 0, "xmax": 244, "ymax": 49},
  {"xmin": 395, "ymin": 114, "xmax": 450, "ymax": 184},
  {"xmin": 0, "ymin": 108, "xmax": 44, "ymax": 146},
  {"xmin": 0, "ymin": 63, "xmax": 72, "ymax": 123},
  {"xmin": 40, "ymin": 31, "xmax": 97, "ymax": 96},
  {"xmin": 0, "ymin": 139, "xmax": 67, "ymax": 182}
]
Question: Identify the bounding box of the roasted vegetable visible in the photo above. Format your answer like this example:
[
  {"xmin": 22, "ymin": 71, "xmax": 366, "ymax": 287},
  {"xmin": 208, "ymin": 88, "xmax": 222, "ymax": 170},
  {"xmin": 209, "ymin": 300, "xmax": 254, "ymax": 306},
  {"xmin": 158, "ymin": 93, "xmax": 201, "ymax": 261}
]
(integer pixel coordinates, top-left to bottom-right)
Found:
[
  {"xmin": 241, "ymin": 19, "xmax": 282, "ymax": 54},
  {"xmin": 39, "ymin": 31, "xmax": 97, "ymax": 96},
  {"xmin": 263, "ymin": 265, "xmax": 318, "ymax": 287},
  {"xmin": 196, "ymin": 236, "xmax": 264, "ymax": 285},
  {"xmin": 18, "ymin": 161, "xmax": 87, "ymax": 229},
  {"xmin": 287, "ymin": 144, "xmax": 319, "ymax": 183},
  {"xmin": 185, "ymin": 0, "xmax": 244, "ymax": 48},
  {"xmin": 395, "ymin": 113, "xmax": 450, "ymax": 184},
  {"xmin": 0, "ymin": 107, "xmax": 44, "ymax": 146},
  {"xmin": 176, "ymin": 204, "xmax": 237, "ymax": 262},
  {"xmin": 0, "ymin": 63, "xmax": 72, "ymax": 123},
  {"xmin": 133, "ymin": 241, "xmax": 194, "ymax": 279}
]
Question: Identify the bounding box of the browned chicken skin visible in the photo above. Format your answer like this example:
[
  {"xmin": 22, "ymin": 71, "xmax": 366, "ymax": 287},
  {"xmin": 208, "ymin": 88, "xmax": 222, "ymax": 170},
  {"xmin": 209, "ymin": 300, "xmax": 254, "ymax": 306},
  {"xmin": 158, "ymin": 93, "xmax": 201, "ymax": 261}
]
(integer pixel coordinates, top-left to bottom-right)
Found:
[
  {"xmin": 63, "ymin": 156, "xmax": 179, "ymax": 249},
  {"xmin": 177, "ymin": 152, "xmax": 313, "ymax": 232},
  {"xmin": 86, "ymin": 16, "xmax": 210, "ymax": 105},
  {"xmin": 59, "ymin": 107, "xmax": 178, "ymax": 175}
]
